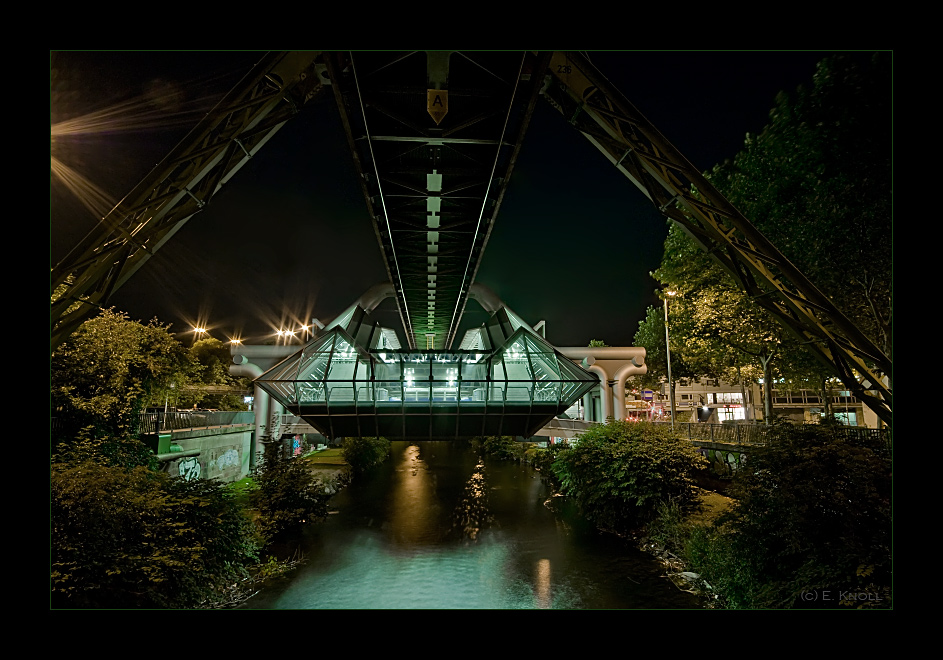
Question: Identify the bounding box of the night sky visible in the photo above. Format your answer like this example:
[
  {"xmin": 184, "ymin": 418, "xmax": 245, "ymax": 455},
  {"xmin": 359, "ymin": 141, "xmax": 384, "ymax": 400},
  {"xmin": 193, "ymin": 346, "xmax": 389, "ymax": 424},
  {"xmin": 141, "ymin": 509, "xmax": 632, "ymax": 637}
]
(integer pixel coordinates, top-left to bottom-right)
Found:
[{"xmin": 51, "ymin": 51, "xmax": 838, "ymax": 348}]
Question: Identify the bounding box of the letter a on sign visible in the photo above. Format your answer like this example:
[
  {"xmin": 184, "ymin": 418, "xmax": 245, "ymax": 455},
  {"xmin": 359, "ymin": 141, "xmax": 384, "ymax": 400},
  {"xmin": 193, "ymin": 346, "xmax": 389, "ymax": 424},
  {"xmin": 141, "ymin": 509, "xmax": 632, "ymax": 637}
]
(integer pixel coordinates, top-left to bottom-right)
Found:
[{"xmin": 427, "ymin": 89, "xmax": 448, "ymax": 125}]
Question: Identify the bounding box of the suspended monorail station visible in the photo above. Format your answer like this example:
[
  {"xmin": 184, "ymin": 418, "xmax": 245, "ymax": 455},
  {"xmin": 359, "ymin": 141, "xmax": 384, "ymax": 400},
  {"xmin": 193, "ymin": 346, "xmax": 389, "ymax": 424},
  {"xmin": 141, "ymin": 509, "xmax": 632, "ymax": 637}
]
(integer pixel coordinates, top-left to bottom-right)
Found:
[
  {"xmin": 252, "ymin": 286, "xmax": 600, "ymax": 440},
  {"xmin": 52, "ymin": 52, "xmax": 892, "ymax": 443}
]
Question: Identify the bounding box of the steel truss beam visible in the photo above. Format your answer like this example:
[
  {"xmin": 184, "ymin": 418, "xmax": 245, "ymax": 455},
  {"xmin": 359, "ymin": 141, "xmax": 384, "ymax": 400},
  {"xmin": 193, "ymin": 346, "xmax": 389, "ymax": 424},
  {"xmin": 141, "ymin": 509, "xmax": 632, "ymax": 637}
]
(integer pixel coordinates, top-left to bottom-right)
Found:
[
  {"xmin": 537, "ymin": 51, "xmax": 891, "ymax": 426},
  {"xmin": 326, "ymin": 51, "xmax": 547, "ymax": 350},
  {"xmin": 51, "ymin": 52, "xmax": 328, "ymax": 351}
]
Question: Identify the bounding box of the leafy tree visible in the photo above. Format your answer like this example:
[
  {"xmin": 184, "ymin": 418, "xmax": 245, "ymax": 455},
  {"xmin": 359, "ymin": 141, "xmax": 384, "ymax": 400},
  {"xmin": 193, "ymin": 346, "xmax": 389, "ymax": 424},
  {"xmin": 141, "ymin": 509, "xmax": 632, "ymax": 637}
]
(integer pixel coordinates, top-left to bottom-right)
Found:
[
  {"xmin": 340, "ymin": 436, "xmax": 391, "ymax": 474},
  {"xmin": 632, "ymin": 301, "xmax": 703, "ymax": 400},
  {"xmin": 51, "ymin": 459, "xmax": 259, "ymax": 608},
  {"xmin": 706, "ymin": 53, "xmax": 891, "ymax": 362},
  {"xmin": 551, "ymin": 420, "xmax": 707, "ymax": 533},
  {"xmin": 186, "ymin": 337, "xmax": 250, "ymax": 410},
  {"xmin": 53, "ymin": 432, "xmax": 158, "ymax": 471},
  {"xmin": 587, "ymin": 339, "xmax": 609, "ymax": 348},
  {"xmin": 644, "ymin": 53, "xmax": 891, "ymax": 418},
  {"xmin": 250, "ymin": 442, "xmax": 329, "ymax": 542},
  {"xmin": 51, "ymin": 308, "xmax": 190, "ymax": 439},
  {"xmin": 478, "ymin": 435, "xmax": 518, "ymax": 461},
  {"xmin": 687, "ymin": 420, "xmax": 891, "ymax": 608}
]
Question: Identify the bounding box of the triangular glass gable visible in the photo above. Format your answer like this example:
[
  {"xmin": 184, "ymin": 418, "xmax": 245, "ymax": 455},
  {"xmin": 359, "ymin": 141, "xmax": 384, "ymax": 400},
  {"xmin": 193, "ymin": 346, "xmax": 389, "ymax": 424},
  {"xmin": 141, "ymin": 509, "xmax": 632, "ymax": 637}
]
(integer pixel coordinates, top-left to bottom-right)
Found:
[
  {"xmin": 253, "ymin": 310, "xmax": 598, "ymax": 440},
  {"xmin": 256, "ymin": 327, "xmax": 373, "ymax": 410},
  {"xmin": 490, "ymin": 327, "xmax": 599, "ymax": 408}
]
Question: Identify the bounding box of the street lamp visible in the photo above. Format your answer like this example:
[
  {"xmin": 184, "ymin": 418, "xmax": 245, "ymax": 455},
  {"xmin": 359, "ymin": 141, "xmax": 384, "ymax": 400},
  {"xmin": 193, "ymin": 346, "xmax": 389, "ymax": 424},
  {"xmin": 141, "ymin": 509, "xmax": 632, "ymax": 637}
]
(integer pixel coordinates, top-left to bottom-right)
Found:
[
  {"xmin": 276, "ymin": 329, "xmax": 297, "ymax": 344},
  {"xmin": 663, "ymin": 290, "xmax": 676, "ymax": 429}
]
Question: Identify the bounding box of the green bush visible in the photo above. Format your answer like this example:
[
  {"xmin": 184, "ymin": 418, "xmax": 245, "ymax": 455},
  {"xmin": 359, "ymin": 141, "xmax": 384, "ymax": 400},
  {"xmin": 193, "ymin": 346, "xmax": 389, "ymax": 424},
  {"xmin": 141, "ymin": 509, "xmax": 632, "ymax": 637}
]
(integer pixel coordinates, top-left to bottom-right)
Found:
[
  {"xmin": 53, "ymin": 432, "xmax": 158, "ymax": 471},
  {"xmin": 477, "ymin": 436, "xmax": 517, "ymax": 460},
  {"xmin": 551, "ymin": 420, "xmax": 707, "ymax": 533},
  {"xmin": 52, "ymin": 460, "xmax": 259, "ymax": 608},
  {"xmin": 687, "ymin": 421, "xmax": 892, "ymax": 609},
  {"xmin": 340, "ymin": 436, "xmax": 391, "ymax": 474},
  {"xmin": 251, "ymin": 443, "xmax": 329, "ymax": 541},
  {"xmin": 645, "ymin": 499, "xmax": 693, "ymax": 553}
]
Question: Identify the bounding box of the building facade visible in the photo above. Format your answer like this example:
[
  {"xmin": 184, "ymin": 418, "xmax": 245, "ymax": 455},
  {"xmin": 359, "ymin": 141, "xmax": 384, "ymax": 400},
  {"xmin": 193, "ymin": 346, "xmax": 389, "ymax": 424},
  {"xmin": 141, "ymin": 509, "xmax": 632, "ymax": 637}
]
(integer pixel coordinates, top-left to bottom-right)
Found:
[{"xmin": 625, "ymin": 377, "xmax": 879, "ymax": 428}]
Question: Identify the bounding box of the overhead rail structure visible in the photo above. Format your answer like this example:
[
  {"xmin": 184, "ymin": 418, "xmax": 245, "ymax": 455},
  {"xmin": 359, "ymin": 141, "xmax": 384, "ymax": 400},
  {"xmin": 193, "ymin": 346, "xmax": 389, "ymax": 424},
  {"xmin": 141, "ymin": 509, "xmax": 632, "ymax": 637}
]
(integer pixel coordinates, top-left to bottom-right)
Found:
[
  {"xmin": 51, "ymin": 51, "xmax": 891, "ymax": 427},
  {"xmin": 51, "ymin": 52, "xmax": 328, "ymax": 350}
]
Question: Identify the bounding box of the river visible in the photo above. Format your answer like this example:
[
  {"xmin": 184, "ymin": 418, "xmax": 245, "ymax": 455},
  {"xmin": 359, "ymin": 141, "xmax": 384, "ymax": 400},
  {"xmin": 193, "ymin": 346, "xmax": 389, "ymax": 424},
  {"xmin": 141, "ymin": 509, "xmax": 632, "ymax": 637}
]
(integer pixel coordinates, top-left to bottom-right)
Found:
[{"xmin": 238, "ymin": 441, "xmax": 704, "ymax": 609}]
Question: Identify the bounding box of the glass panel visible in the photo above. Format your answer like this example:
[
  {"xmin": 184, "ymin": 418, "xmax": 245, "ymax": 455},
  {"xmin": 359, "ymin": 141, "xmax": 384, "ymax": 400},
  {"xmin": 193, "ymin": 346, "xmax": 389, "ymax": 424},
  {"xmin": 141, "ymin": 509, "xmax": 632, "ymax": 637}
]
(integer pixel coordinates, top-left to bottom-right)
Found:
[
  {"xmin": 460, "ymin": 355, "xmax": 487, "ymax": 383},
  {"xmin": 298, "ymin": 381, "xmax": 325, "ymax": 403},
  {"xmin": 502, "ymin": 337, "xmax": 532, "ymax": 403},
  {"xmin": 376, "ymin": 381, "xmax": 402, "ymax": 402},
  {"xmin": 327, "ymin": 337, "xmax": 357, "ymax": 383},
  {"xmin": 490, "ymin": 355, "xmax": 506, "ymax": 383},
  {"xmin": 404, "ymin": 384, "xmax": 431, "ymax": 402},
  {"xmin": 354, "ymin": 358, "xmax": 372, "ymax": 383}
]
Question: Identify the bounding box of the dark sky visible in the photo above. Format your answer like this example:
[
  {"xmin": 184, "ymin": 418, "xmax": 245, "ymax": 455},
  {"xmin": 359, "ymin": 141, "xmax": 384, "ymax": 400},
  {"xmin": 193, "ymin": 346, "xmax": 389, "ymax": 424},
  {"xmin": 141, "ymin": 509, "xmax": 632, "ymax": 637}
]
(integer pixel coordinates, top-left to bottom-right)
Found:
[{"xmin": 51, "ymin": 51, "xmax": 838, "ymax": 348}]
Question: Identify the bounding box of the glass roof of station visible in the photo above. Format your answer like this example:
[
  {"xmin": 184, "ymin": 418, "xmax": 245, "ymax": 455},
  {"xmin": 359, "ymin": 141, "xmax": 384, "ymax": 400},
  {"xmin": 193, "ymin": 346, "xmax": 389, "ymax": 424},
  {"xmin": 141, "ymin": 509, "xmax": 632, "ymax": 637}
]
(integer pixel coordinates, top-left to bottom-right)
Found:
[{"xmin": 256, "ymin": 319, "xmax": 599, "ymax": 440}]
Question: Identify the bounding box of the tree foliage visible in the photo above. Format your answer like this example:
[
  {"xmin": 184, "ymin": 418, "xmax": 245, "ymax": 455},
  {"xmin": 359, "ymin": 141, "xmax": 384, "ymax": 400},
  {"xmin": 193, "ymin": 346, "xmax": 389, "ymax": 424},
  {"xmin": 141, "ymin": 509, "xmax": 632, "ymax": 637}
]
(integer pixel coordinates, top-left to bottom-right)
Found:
[
  {"xmin": 687, "ymin": 421, "xmax": 892, "ymax": 608},
  {"xmin": 51, "ymin": 308, "xmax": 190, "ymax": 438},
  {"xmin": 51, "ymin": 459, "xmax": 259, "ymax": 608},
  {"xmin": 186, "ymin": 337, "xmax": 250, "ymax": 410},
  {"xmin": 250, "ymin": 443, "xmax": 329, "ymax": 542},
  {"xmin": 642, "ymin": 53, "xmax": 891, "ymax": 409},
  {"xmin": 477, "ymin": 436, "xmax": 520, "ymax": 461},
  {"xmin": 550, "ymin": 421, "xmax": 707, "ymax": 533},
  {"xmin": 341, "ymin": 436, "xmax": 392, "ymax": 474},
  {"xmin": 706, "ymin": 53, "xmax": 891, "ymax": 360},
  {"xmin": 632, "ymin": 302, "xmax": 704, "ymax": 394}
]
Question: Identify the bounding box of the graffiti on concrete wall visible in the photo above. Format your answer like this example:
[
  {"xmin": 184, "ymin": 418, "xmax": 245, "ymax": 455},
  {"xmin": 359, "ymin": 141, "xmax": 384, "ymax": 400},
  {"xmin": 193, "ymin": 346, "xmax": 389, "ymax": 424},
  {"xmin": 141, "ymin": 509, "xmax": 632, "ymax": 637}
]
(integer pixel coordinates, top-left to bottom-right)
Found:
[
  {"xmin": 209, "ymin": 448, "xmax": 240, "ymax": 477},
  {"xmin": 178, "ymin": 456, "xmax": 202, "ymax": 481},
  {"xmin": 697, "ymin": 447, "xmax": 744, "ymax": 476}
]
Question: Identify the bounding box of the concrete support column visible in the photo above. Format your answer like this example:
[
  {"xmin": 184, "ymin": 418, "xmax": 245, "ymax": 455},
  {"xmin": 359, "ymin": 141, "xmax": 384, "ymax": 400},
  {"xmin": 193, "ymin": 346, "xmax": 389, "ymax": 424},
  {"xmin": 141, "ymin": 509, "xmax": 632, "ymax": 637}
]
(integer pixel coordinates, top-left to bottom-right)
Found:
[
  {"xmin": 614, "ymin": 361, "xmax": 648, "ymax": 423},
  {"xmin": 585, "ymin": 363, "xmax": 611, "ymax": 421}
]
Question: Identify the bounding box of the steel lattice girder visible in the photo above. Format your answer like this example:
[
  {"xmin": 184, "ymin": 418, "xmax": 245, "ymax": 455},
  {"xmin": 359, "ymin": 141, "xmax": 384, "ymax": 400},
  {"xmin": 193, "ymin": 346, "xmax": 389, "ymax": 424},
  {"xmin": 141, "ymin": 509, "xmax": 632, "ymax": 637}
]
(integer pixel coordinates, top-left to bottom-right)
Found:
[
  {"xmin": 536, "ymin": 51, "xmax": 891, "ymax": 426},
  {"xmin": 51, "ymin": 52, "xmax": 328, "ymax": 351},
  {"xmin": 325, "ymin": 52, "xmax": 546, "ymax": 350}
]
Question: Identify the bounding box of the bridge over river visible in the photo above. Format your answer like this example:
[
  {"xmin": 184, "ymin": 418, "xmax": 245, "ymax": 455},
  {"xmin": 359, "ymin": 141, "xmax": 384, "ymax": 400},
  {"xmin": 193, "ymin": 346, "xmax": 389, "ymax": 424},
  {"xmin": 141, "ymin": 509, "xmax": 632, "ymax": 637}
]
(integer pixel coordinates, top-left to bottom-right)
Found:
[{"xmin": 52, "ymin": 52, "xmax": 892, "ymax": 433}]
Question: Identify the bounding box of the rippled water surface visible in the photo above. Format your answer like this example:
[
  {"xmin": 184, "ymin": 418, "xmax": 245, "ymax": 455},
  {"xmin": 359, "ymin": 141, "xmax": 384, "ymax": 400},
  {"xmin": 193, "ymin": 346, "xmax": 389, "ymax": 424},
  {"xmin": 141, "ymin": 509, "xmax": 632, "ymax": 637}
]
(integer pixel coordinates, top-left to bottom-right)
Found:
[{"xmin": 239, "ymin": 441, "xmax": 703, "ymax": 609}]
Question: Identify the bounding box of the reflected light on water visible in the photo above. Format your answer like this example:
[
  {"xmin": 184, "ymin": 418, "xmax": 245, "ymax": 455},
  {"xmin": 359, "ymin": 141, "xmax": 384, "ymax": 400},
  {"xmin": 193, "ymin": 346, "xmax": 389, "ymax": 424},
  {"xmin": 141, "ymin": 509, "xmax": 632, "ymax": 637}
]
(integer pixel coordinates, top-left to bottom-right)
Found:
[
  {"xmin": 535, "ymin": 558, "xmax": 552, "ymax": 609},
  {"xmin": 390, "ymin": 444, "xmax": 436, "ymax": 545},
  {"xmin": 452, "ymin": 459, "xmax": 492, "ymax": 541}
]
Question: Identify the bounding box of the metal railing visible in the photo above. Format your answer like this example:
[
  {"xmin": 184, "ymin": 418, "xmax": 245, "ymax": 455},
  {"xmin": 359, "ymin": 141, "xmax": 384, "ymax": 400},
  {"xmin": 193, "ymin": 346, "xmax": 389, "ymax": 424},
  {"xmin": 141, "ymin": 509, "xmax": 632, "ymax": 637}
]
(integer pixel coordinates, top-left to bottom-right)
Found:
[
  {"xmin": 138, "ymin": 411, "xmax": 255, "ymax": 434},
  {"xmin": 650, "ymin": 421, "xmax": 889, "ymax": 449}
]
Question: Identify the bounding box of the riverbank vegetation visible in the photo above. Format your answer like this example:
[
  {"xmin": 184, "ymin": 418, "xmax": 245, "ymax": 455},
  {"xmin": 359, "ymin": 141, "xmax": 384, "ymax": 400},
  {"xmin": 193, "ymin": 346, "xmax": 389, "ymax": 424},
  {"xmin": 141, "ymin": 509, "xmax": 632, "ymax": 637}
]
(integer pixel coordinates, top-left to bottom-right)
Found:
[
  {"xmin": 51, "ymin": 435, "xmax": 352, "ymax": 608},
  {"xmin": 473, "ymin": 435, "xmax": 536, "ymax": 462},
  {"xmin": 50, "ymin": 309, "xmax": 357, "ymax": 608},
  {"xmin": 51, "ymin": 438, "xmax": 261, "ymax": 608},
  {"xmin": 341, "ymin": 436, "xmax": 392, "ymax": 474},
  {"xmin": 644, "ymin": 419, "xmax": 892, "ymax": 608},
  {"xmin": 542, "ymin": 421, "xmax": 707, "ymax": 535},
  {"xmin": 250, "ymin": 443, "xmax": 331, "ymax": 542}
]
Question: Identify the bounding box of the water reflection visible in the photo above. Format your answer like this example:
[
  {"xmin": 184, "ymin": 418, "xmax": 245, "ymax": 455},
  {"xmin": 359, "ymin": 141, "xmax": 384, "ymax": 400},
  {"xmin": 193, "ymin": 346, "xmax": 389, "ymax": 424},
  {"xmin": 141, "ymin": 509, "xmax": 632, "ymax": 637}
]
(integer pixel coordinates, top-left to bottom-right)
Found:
[
  {"xmin": 239, "ymin": 441, "xmax": 703, "ymax": 609},
  {"xmin": 534, "ymin": 558, "xmax": 551, "ymax": 608},
  {"xmin": 451, "ymin": 459, "xmax": 492, "ymax": 541},
  {"xmin": 389, "ymin": 444, "xmax": 438, "ymax": 546}
]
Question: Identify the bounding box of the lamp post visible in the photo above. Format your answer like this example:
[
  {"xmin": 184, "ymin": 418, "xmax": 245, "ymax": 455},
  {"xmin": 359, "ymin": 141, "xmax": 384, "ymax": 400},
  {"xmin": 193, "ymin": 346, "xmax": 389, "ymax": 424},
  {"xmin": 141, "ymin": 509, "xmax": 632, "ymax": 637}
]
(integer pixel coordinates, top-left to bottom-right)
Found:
[{"xmin": 663, "ymin": 290, "xmax": 676, "ymax": 429}]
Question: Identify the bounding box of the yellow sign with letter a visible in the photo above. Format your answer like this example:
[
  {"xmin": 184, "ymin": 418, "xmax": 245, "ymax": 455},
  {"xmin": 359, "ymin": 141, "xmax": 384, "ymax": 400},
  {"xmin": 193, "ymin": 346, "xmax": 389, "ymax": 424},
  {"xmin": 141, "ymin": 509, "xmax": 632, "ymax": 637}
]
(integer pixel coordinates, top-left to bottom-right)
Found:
[{"xmin": 427, "ymin": 89, "xmax": 448, "ymax": 124}]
